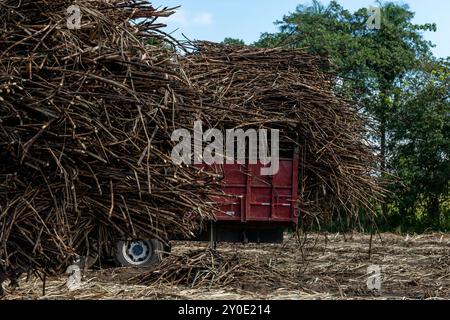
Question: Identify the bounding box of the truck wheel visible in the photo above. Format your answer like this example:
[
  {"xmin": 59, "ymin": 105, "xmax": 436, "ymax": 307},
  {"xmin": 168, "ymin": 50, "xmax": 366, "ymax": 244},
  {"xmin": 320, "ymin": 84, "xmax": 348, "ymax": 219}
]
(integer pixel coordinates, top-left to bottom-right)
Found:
[{"xmin": 115, "ymin": 239, "xmax": 163, "ymax": 268}]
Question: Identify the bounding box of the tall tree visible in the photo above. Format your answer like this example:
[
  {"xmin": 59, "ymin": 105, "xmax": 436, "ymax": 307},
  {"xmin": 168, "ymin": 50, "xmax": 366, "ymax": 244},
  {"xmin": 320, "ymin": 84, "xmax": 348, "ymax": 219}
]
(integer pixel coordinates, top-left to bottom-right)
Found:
[
  {"xmin": 389, "ymin": 58, "xmax": 449, "ymax": 228},
  {"xmin": 255, "ymin": 1, "xmax": 441, "ymax": 222}
]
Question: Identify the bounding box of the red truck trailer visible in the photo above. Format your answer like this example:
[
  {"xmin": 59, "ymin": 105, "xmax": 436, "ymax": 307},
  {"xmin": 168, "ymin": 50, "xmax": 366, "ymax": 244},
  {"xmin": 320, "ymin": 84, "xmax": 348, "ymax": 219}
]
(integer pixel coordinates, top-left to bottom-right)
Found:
[
  {"xmin": 115, "ymin": 150, "xmax": 300, "ymax": 267},
  {"xmin": 197, "ymin": 151, "xmax": 299, "ymax": 244}
]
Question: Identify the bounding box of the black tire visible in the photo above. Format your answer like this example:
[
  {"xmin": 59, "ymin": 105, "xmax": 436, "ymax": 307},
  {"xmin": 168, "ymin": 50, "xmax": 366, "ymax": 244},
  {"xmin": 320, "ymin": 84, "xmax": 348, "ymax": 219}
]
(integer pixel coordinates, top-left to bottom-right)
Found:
[{"xmin": 115, "ymin": 239, "xmax": 164, "ymax": 268}]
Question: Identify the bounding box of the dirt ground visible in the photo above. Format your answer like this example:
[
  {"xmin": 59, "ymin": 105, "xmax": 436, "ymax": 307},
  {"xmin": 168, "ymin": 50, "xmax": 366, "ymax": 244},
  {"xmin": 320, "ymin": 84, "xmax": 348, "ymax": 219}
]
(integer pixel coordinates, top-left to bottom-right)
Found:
[{"xmin": 2, "ymin": 233, "xmax": 450, "ymax": 300}]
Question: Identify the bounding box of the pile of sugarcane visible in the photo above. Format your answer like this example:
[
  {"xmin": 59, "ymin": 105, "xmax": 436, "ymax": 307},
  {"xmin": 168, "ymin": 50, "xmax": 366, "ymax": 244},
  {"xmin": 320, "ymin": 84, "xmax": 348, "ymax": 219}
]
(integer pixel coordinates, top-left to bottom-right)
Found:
[
  {"xmin": 0, "ymin": 0, "xmax": 383, "ymax": 286},
  {"xmin": 181, "ymin": 42, "xmax": 383, "ymax": 224},
  {"xmin": 135, "ymin": 249, "xmax": 296, "ymax": 291},
  {"xmin": 0, "ymin": 0, "xmax": 219, "ymax": 277}
]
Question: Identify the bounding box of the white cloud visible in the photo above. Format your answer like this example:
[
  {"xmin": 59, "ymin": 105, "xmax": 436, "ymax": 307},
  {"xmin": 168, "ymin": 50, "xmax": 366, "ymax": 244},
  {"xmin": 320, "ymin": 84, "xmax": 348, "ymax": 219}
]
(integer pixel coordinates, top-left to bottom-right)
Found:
[
  {"xmin": 165, "ymin": 9, "xmax": 213, "ymax": 26},
  {"xmin": 192, "ymin": 12, "xmax": 213, "ymax": 25},
  {"xmin": 165, "ymin": 9, "xmax": 189, "ymax": 25}
]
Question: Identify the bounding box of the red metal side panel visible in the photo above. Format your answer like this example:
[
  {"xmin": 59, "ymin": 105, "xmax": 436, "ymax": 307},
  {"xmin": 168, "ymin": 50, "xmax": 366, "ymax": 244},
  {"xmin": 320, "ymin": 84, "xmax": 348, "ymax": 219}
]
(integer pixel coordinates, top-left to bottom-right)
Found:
[{"xmin": 202, "ymin": 155, "xmax": 299, "ymax": 226}]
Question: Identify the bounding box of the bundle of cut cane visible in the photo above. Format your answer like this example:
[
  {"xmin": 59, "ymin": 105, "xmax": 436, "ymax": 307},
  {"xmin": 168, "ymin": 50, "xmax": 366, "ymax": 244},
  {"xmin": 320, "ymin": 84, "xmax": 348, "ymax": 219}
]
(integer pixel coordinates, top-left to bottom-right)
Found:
[
  {"xmin": 0, "ymin": 1, "xmax": 217, "ymax": 275},
  {"xmin": 181, "ymin": 42, "xmax": 383, "ymax": 225}
]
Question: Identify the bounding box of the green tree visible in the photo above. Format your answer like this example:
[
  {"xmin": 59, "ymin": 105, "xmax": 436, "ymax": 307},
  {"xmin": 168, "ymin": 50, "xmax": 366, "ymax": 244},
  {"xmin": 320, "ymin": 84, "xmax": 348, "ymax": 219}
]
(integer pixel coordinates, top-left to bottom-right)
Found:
[
  {"xmin": 222, "ymin": 37, "xmax": 245, "ymax": 46},
  {"xmin": 255, "ymin": 1, "xmax": 435, "ymax": 162},
  {"xmin": 255, "ymin": 1, "xmax": 446, "ymax": 226},
  {"xmin": 388, "ymin": 58, "xmax": 449, "ymax": 229}
]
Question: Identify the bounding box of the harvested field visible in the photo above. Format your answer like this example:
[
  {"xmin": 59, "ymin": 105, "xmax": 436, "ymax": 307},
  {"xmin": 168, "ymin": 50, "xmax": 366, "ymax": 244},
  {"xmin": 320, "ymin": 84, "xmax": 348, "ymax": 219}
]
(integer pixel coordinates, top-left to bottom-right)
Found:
[{"xmin": 2, "ymin": 233, "xmax": 450, "ymax": 300}]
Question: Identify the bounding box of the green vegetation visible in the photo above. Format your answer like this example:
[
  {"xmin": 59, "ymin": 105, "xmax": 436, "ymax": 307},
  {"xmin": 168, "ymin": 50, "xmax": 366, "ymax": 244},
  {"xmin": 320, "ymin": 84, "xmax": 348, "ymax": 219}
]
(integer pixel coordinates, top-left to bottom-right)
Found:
[
  {"xmin": 222, "ymin": 37, "xmax": 246, "ymax": 46},
  {"xmin": 226, "ymin": 1, "xmax": 449, "ymax": 232}
]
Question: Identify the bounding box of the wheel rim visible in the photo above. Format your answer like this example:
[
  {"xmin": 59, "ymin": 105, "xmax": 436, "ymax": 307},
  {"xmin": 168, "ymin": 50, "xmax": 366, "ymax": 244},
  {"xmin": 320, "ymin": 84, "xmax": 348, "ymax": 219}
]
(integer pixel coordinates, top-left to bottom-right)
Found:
[{"xmin": 121, "ymin": 240, "xmax": 153, "ymax": 266}]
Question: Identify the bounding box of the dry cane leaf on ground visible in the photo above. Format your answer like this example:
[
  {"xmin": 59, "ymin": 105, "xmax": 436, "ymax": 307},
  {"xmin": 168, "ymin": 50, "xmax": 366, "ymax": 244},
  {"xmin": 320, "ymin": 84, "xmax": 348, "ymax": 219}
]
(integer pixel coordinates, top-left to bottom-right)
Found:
[{"xmin": 2, "ymin": 234, "xmax": 450, "ymax": 300}]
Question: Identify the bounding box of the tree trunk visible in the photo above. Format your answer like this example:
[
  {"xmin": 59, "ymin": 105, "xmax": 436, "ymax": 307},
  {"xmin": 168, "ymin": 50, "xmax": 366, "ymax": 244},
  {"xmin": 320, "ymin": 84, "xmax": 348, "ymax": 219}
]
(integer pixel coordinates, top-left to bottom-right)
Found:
[
  {"xmin": 429, "ymin": 196, "xmax": 440, "ymax": 227},
  {"xmin": 380, "ymin": 122, "xmax": 386, "ymax": 171},
  {"xmin": 380, "ymin": 120, "xmax": 387, "ymax": 217}
]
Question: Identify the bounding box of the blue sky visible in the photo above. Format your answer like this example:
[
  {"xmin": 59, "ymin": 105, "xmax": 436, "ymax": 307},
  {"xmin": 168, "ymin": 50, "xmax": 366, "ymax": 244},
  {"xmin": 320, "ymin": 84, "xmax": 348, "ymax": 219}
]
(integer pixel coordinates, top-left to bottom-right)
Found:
[{"xmin": 151, "ymin": 0, "xmax": 449, "ymax": 58}]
